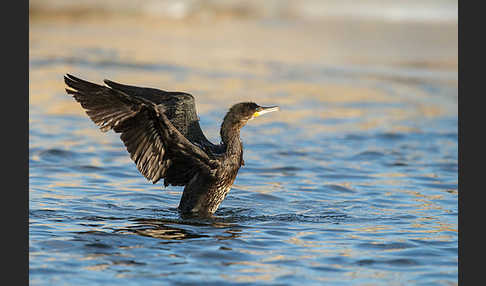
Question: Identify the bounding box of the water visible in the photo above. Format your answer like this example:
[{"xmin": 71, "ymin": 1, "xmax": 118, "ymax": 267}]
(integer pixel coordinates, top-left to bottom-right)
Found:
[{"xmin": 30, "ymin": 5, "xmax": 457, "ymax": 286}]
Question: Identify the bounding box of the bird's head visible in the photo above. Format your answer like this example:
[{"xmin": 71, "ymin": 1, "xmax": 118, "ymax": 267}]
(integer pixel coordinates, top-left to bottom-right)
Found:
[
  {"xmin": 221, "ymin": 102, "xmax": 279, "ymax": 143},
  {"xmin": 228, "ymin": 102, "xmax": 280, "ymax": 123}
]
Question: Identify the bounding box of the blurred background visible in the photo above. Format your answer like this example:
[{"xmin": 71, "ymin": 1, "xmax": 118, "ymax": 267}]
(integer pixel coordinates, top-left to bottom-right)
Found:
[
  {"xmin": 30, "ymin": 1, "xmax": 458, "ymax": 285},
  {"xmin": 30, "ymin": 0, "xmax": 457, "ymax": 125}
]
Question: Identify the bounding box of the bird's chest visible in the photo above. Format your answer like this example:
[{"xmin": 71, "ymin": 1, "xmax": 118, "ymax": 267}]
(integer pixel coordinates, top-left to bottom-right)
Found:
[{"xmin": 215, "ymin": 161, "xmax": 240, "ymax": 187}]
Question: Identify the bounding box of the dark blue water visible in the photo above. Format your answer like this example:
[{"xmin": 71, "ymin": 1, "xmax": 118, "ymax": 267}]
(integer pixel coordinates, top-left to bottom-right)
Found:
[{"xmin": 29, "ymin": 17, "xmax": 457, "ymax": 286}]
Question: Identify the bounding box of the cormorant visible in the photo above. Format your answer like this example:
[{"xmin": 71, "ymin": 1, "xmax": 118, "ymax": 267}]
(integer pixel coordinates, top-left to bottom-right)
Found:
[{"xmin": 64, "ymin": 74, "xmax": 279, "ymax": 217}]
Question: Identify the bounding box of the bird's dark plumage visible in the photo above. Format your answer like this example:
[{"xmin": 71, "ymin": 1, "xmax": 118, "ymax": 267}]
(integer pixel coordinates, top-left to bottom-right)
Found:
[{"xmin": 64, "ymin": 74, "xmax": 279, "ymax": 217}]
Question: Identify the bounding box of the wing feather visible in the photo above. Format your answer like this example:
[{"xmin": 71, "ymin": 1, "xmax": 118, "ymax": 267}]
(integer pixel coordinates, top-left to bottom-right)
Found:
[
  {"xmin": 102, "ymin": 79, "xmax": 223, "ymax": 154},
  {"xmin": 64, "ymin": 74, "xmax": 218, "ymax": 185}
]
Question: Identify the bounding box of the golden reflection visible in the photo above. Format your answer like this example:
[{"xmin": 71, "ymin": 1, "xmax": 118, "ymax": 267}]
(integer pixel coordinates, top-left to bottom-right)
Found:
[
  {"xmin": 89, "ymin": 158, "xmax": 103, "ymax": 168},
  {"xmin": 60, "ymin": 140, "xmax": 83, "ymax": 149},
  {"xmin": 30, "ymin": 14, "xmax": 456, "ymax": 138},
  {"xmin": 83, "ymin": 263, "xmax": 110, "ymax": 271},
  {"xmin": 372, "ymin": 172, "xmax": 407, "ymax": 178},
  {"xmin": 261, "ymin": 254, "xmax": 287, "ymax": 262},
  {"xmin": 30, "ymin": 17, "xmax": 457, "ymax": 80},
  {"xmin": 286, "ymin": 231, "xmax": 325, "ymax": 249},
  {"xmin": 72, "ymin": 128, "xmax": 114, "ymax": 143},
  {"xmin": 220, "ymin": 273, "xmax": 273, "ymax": 283},
  {"xmin": 354, "ymin": 225, "xmax": 391, "ymax": 233},
  {"xmin": 30, "ymin": 60, "xmax": 453, "ymax": 138},
  {"xmin": 46, "ymin": 181, "xmax": 82, "ymax": 189},
  {"xmin": 221, "ymin": 260, "xmax": 295, "ymax": 282},
  {"xmin": 238, "ymin": 248, "xmax": 270, "ymax": 256},
  {"xmin": 79, "ymin": 253, "xmax": 116, "ymax": 261}
]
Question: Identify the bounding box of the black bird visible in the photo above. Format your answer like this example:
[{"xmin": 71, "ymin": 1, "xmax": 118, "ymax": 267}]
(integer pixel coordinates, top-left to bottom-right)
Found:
[{"xmin": 64, "ymin": 74, "xmax": 279, "ymax": 217}]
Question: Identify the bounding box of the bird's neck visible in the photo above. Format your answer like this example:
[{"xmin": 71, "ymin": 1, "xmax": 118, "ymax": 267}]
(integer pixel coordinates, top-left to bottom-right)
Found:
[{"xmin": 220, "ymin": 118, "xmax": 244, "ymax": 159}]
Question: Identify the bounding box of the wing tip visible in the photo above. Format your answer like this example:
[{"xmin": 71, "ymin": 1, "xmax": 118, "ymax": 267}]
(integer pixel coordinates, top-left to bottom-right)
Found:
[
  {"xmin": 64, "ymin": 73, "xmax": 79, "ymax": 83},
  {"xmin": 103, "ymin": 79, "xmax": 124, "ymax": 90},
  {"xmin": 64, "ymin": 73, "xmax": 88, "ymax": 91},
  {"xmin": 103, "ymin": 79, "xmax": 114, "ymax": 86},
  {"xmin": 64, "ymin": 73, "xmax": 75, "ymax": 88}
]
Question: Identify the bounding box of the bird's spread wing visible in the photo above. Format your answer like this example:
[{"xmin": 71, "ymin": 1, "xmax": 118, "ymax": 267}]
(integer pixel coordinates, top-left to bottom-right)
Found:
[
  {"xmin": 64, "ymin": 74, "xmax": 219, "ymax": 186},
  {"xmin": 102, "ymin": 79, "xmax": 221, "ymax": 153}
]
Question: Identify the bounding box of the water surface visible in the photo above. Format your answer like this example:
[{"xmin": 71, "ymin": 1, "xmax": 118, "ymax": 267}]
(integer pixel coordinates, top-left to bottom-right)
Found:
[{"xmin": 30, "ymin": 6, "xmax": 457, "ymax": 285}]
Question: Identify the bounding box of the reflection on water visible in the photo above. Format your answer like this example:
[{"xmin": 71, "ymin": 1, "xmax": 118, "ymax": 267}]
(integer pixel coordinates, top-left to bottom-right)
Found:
[
  {"xmin": 115, "ymin": 217, "xmax": 242, "ymax": 241},
  {"xmin": 30, "ymin": 4, "xmax": 457, "ymax": 286}
]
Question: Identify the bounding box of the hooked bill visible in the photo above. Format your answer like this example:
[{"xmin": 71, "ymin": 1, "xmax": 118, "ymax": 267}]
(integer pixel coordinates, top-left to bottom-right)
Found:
[{"xmin": 253, "ymin": 106, "xmax": 280, "ymax": 118}]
